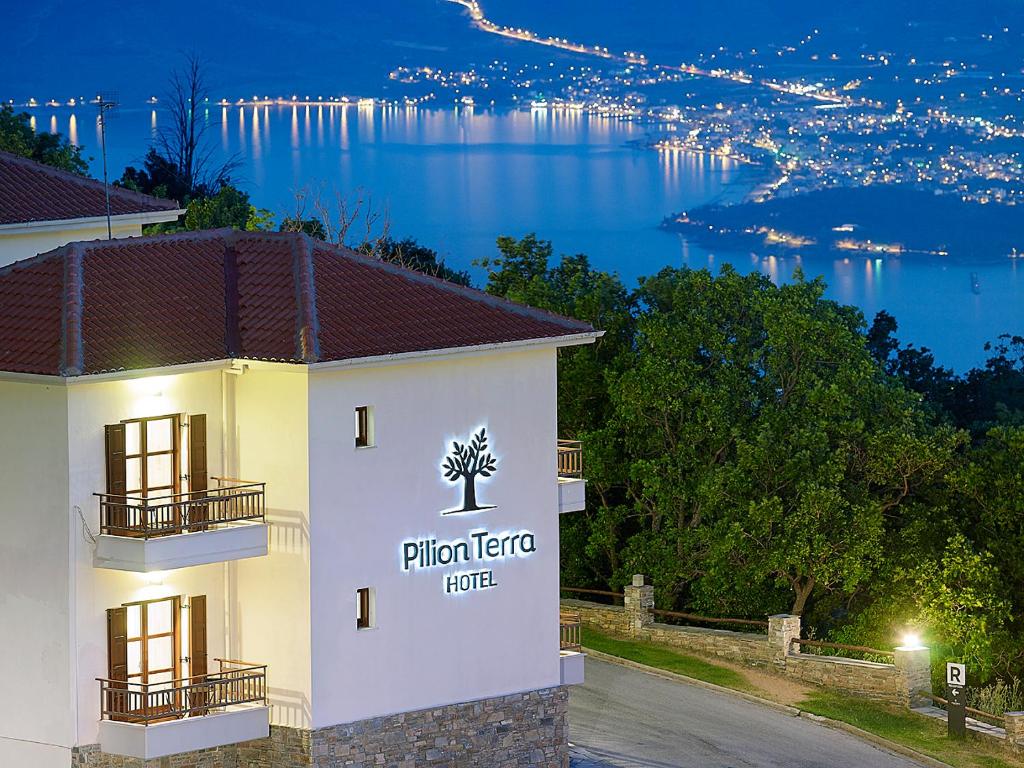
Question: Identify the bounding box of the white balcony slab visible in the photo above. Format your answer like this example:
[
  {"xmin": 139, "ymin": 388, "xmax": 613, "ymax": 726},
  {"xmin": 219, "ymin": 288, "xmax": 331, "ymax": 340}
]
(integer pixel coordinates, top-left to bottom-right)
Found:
[
  {"xmin": 94, "ymin": 523, "xmax": 268, "ymax": 572},
  {"xmin": 557, "ymin": 478, "xmax": 586, "ymax": 514},
  {"xmin": 99, "ymin": 705, "xmax": 269, "ymax": 760},
  {"xmin": 560, "ymin": 650, "xmax": 586, "ymax": 686}
]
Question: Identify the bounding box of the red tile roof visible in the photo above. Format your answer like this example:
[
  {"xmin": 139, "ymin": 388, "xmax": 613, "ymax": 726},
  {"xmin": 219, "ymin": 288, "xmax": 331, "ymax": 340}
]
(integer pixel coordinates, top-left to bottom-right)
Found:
[
  {"xmin": 0, "ymin": 151, "xmax": 181, "ymax": 226},
  {"xmin": 0, "ymin": 230, "xmax": 594, "ymax": 376}
]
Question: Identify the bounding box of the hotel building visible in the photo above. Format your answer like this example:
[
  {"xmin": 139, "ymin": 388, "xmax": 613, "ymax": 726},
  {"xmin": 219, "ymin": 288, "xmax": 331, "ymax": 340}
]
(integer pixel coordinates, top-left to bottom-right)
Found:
[
  {"xmin": 0, "ymin": 230, "xmax": 594, "ymax": 767},
  {"xmin": 0, "ymin": 151, "xmax": 183, "ymax": 265}
]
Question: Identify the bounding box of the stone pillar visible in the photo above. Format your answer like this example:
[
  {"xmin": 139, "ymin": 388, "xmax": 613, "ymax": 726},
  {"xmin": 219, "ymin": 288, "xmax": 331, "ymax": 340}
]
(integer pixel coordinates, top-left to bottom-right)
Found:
[
  {"xmin": 893, "ymin": 646, "xmax": 932, "ymax": 709},
  {"xmin": 767, "ymin": 614, "xmax": 801, "ymax": 667},
  {"xmin": 623, "ymin": 574, "xmax": 654, "ymax": 637},
  {"xmin": 1005, "ymin": 712, "xmax": 1024, "ymax": 752}
]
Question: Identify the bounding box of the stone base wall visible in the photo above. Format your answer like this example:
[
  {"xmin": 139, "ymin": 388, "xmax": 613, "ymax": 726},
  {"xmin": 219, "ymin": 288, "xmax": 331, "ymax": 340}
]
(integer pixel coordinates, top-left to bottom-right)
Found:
[
  {"xmin": 71, "ymin": 741, "xmax": 240, "ymax": 768},
  {"xmin": 71, "ymin": 687, "xmax": 567, "ymax": 768},
  {"xmin": 311, "ymin": 686, "xmax": 568, "ymax": 768},
  {"xmin": 235, "ymin": 724, "xmax": 312, "ymax": 767}
]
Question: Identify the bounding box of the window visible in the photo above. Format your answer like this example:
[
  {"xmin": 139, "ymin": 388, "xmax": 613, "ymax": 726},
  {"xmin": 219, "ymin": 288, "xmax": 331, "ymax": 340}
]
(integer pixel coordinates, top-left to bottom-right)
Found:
[
  {"xmin": 356, "ymin": 587, "xmax": 374, "ymax": 629},
  {"xmin": 354, "ymin": 406, "xmax": 374, "ymax": 448},
  {"xmin": 123, "ymin": 414, "xmax": 181, "ymax": 498}
]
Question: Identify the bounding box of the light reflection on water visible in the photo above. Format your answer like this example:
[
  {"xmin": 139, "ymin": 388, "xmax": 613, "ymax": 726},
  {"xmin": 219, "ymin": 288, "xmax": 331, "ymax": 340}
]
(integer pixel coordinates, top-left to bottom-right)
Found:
[{"xmin": 42, "ymin": 105, "xmax": 1024, "ymax": 370}]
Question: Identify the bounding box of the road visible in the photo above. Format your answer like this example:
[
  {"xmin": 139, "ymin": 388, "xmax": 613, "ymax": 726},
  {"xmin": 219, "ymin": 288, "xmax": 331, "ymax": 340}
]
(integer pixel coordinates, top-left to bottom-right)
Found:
[{"xmin": 569, "ymin": 658, "xmax": 925, "ymax": 768}]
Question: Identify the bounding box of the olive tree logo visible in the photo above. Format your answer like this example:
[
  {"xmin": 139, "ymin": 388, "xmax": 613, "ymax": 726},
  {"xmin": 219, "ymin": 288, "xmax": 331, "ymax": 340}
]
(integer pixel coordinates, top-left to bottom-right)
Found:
[{"xmin": 441, "ymin": 427, "xmax": 498, "ymax": 514}]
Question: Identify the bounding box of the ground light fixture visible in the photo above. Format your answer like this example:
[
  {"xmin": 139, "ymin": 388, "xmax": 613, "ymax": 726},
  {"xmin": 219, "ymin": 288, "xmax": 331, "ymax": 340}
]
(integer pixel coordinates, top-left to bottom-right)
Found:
[{"xmin": 897, "ymin": 631, "xmax": 925, "ymax": 651}]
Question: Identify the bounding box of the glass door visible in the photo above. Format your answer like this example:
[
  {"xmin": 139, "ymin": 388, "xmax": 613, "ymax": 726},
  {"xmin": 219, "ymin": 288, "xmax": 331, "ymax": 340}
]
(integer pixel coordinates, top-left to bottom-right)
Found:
[
  {"xmin": 123, "ymin": 415, "xmax": 181, "ymax": 533},
  {"xmin": 125, "ymin": 596, "xmax": 181, "ymax": 720}
]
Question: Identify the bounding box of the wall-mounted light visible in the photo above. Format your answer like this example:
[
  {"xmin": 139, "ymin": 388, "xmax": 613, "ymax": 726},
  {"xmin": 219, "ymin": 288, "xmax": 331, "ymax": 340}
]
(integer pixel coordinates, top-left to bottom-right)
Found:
[{"xmin": 128, "ymin": 375, "xmax": 172, "ymax": 416}]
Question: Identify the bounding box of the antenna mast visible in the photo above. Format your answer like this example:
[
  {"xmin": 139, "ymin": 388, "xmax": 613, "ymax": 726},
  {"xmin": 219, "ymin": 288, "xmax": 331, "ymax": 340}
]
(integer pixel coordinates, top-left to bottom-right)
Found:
[{"xmin": 96, "ymin": 92, "xmax": 118, "ymax": 239}]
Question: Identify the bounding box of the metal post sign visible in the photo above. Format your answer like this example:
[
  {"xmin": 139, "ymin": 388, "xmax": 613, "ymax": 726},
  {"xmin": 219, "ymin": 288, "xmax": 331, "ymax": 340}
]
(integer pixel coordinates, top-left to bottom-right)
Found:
[{"xmin": 946, "ymin": 662, "xmax": 967, "ymax": 739}]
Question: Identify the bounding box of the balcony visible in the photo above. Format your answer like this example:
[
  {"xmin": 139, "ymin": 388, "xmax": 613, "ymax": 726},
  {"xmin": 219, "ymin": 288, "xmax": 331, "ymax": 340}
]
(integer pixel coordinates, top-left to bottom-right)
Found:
[
  {"xmin": 557, "ymin": 439, "xmax": 586, "ymax": 514},
  {"xmin": 93, "ymin": 478, "xmax": 269, "ymax": 572},
  {"xmin": 559, "ymin": 610, "xmax": 585, "ymax": 686},
  {"xmin": 97, "ymin": 660, "xmax": 269, "ymax": 760}
]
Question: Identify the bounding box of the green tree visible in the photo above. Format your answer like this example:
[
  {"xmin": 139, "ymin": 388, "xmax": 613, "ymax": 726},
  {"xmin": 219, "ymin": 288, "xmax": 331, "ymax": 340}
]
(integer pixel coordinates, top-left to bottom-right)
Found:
[
  {"xmin": 118, "ymin": 148, "xmax": 183, "ymax": 201},
  {"xmin": 279, "ymin": 216, "xmax": 328, "ymax": 240},
  {"xmin": 477, "ymin": 234, "xmax": 634, "ymax": 434},
  {"xmin": 592, "ymin": 267, "xmax": 959, "ymax": 615},
  {"xmin": 0, "ymin": 104, "xmax": 88, "ymax": 174},
  {"xmin": 183, "ymin": 184, "xmax": 273, "ymax": 232},
  {"xmin": 367, "ymin": 238, "xmax": 471, "ymax": 287},
  {"xmin": 477, "ymin": 234, "xmax": 635, "ymax": 590},
  {"xmin": 914, "ymin": 534, "xmax": 1011, "ymax": 679}
]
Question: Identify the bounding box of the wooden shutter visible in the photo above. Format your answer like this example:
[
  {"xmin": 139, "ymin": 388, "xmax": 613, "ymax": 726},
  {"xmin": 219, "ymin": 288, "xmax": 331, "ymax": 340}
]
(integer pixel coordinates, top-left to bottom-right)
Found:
[
  {"xmin": 188, "ymin": 415, "xmax": 208, "ymax": 531},
  {"xmin": 190, "ymin": 595, "xmax": 208, "ymax": 715},
  {"xmin": 104, "ymin": 424, "xmax": 127, "ymax": 535},
  {"xmin": 106, "ymin": 607, "xmax": 129, "ymax": 721},
  {"xmin": 105, "ymin": 424, "xmax": 127, "ymax": 494}
]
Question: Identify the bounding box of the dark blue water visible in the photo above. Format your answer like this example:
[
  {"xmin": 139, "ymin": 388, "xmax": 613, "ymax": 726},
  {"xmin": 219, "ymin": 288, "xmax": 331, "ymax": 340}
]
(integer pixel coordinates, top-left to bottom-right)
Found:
[{"xmin": 46, "ymin": 104, "xmax": 1024, "ymax": 371}]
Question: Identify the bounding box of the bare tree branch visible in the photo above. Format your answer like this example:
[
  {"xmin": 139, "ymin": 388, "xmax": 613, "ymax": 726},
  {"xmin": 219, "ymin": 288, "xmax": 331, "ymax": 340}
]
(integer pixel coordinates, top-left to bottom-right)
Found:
[{"xmin": 157, "ymin": 54, "xmax": 238, "ymax": 198}]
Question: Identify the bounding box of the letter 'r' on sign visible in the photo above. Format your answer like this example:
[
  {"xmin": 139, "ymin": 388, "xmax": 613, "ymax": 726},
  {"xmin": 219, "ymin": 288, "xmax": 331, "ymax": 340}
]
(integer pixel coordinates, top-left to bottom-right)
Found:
[{"xmin": 947, "ymin": 662, "xmax": 966, "ymax": 686}]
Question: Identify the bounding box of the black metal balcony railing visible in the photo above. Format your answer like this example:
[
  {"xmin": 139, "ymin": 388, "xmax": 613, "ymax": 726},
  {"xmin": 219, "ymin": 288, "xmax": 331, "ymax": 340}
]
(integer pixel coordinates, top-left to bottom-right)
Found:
[
  {"xmin": 96, "ymin": 477, "xmax": 266, "ymax": 538},
  {"xmin": 98, "ymin": 660, "xmax": 267, "ymax": 725},
  {"xmin": 560, "ymin": 610, "xmax": 582, "ymax": 652},
  {"xmin": 557, "ymin": 440, "xmax": 583, "ymax": 480}
]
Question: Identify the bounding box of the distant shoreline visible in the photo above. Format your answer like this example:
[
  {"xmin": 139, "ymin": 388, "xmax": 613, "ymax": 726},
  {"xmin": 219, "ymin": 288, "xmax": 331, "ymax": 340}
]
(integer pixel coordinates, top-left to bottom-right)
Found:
[{"xmin": 661, "ymin": 185, "xmax": 1024, "ymax": 263}]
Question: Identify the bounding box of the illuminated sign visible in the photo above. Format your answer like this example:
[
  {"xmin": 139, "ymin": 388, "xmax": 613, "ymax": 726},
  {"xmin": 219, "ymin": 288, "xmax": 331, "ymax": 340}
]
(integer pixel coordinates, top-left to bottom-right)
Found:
[
  {"xmin": 441, "ymin": 426, "xmax": 498, "ymax": 514},
  {"xmin": 399, "ymin": 427, "xmax": 536, "ymax": 594},
  {"xmin": 401, "ymin": 528, "xmax": 536, "ymax": 593}
]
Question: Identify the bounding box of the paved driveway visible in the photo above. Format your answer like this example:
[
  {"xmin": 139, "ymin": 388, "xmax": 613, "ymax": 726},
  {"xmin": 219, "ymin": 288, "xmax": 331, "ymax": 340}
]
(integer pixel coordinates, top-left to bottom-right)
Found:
[{"xmin": 569, "ymin": 658, "xmax": 926, "ymax": 768}]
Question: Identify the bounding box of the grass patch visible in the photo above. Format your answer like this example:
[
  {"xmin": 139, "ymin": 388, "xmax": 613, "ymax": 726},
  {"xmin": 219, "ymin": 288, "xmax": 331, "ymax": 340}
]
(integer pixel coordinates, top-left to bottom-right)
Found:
[
  {"xmin": 581, "ymin": 627, "xmax": 755, "ymax": 692},
  {"xmin": 800, "ymin": 692, "xmax": 1021, "ymax": 768},
  {"xmin": 580, "ymin": 627, "xmax": 1024, "ymax": 768}
]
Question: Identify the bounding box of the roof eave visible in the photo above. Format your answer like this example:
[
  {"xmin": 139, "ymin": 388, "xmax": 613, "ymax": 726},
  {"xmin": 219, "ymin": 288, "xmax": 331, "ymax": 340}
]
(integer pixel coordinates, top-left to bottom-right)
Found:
[
  {"xmin": 0, "ymin": 332, "xmax": 603, "ymax": 383},
  {"xmin": 308, "ymin": 331, "xmax": 603, "ymax": 373},
  {"xmin": 0, "ymin": 209, "xmax": 185, "ymax": 234}
]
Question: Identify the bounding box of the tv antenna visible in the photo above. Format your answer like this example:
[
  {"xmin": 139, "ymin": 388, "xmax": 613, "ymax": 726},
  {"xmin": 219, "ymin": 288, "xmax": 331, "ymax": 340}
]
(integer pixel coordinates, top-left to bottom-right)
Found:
[{"xmin": 95, "ymin": 92, "xmax": 118, "ymax": 239}]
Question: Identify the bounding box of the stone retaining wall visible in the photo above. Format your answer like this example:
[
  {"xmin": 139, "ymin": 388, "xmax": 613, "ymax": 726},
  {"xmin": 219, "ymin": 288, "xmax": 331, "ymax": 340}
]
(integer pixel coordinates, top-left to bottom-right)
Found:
[
  {"xmin": 645, "ymin": 622, "xmax": 774, "ymax": 667},
  {"xmin": 561, "ymin": 599, "xmax": 626, "ymax": 637},
  {"xmin": 561, "ymin": 598, "xmax": 772, "ymax": 668},
  {"xmin": 564, "ymin": 574, "xmax": 932, "ymax": 708},
  {"xmin": 70, "ymin": 687, "xmax": 568, "ymax": 768},
  {"xmin": 784, "ymin": 653, "xmax": 903, "ymax": 703}
]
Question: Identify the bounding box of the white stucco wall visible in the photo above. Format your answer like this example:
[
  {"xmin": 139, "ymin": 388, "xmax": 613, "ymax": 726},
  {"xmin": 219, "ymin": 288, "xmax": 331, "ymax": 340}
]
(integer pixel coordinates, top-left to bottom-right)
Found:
[
  {"xmin": 66, "ymin": 370, "xmax": 229, "ymax": 745},
  {"xmin": 232, "ymin": 366, "xmax": 312, "ymax": 729},
  {"xmin": 1, "ymin": 344, "xmax": 567, "ymax": 754},
  {"xmin": 0, "ymin": 381, "xmax": 72, "ymax": 765},
  {"xmin": 307, "ymin": 347, "xmax": 562, "ymax": 728},
  {"xmin": 0, "ymin": 221, "xmax": 142, "ymax": 266}
]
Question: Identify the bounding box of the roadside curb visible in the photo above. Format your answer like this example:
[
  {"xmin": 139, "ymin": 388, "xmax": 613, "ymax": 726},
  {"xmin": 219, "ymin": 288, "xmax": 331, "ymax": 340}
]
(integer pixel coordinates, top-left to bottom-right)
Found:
[
  {"xmin": 581, "ymin": 646, "xmax": 954, "ymax": 768},
  {"xmin": 798, "ymin": 712, "xmax": 953, "ymax": 768}
]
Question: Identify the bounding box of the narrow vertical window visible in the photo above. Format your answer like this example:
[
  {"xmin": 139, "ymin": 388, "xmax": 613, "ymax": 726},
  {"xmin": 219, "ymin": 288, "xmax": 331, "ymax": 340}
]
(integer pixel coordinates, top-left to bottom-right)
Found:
[
  {"xmin": 355, "ymin": 406, "xmax": 374, "ymax": 448},
  {"xmin": 356, "ymin": 587, "xmax": 374, "ymax": 629}
]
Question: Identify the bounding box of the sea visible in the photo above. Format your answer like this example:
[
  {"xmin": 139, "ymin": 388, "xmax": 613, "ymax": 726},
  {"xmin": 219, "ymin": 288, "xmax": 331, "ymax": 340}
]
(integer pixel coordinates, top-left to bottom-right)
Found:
[{"xmin": 45, "ymin": 102, "xmax": 1024, "ymax": 372}]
